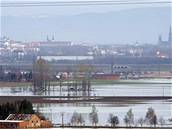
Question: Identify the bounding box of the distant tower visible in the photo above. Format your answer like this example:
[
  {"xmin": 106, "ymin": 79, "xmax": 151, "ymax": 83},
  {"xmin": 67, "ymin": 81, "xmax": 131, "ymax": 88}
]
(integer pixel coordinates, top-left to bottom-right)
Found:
[
  {"xmin": 168, "ymin": 26, "xmax": 172, "ymax": 45},
  {"xmin": 46, "ymin": 35, "xmax": 50, "ymax": 42},
  {"xmin": 158, "ymin": 35, "xmax": 162, "ymax": 44},
  {"xmin": 52, "ymin": 35, "xmax": 55, "ymax": 41}
]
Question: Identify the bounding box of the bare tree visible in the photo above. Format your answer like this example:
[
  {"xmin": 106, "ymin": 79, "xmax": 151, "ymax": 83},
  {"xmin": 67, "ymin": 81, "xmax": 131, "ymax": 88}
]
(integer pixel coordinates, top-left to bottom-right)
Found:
[
  {"xmin": 124, "ymin": 109, "xmax": 134, "ymax": 127},
  {"xmin": 70, "ymin": 112, "xmax": 85, "ymax": 126},
  {"xmin": 124, "ymin": 115, "xmax": 129, "ymax": 127},
  {"xmin": 89, "ymin": 105, "xmax": 99, "ymax": 126},
  {"xmin": 145, "ymin": 107, "xmax": 157, "ymax": 127},
  {"xmin": 158, "ymin": 116, "xmax": 165, "ymax": 127},
  {"xmin": 137, "ymin": 117, "xmax": 144, "ymax": 127},
  {"xmin": 108, "ymin": 113, "xmax": 119, "ymax": 127},
  {"xmin": 152, "ymin": 115, "xmax": 157, "ymax": 127},
  {"xmin": 33, "ymin": 57, "xmax": 51, "ymax": 92},
  {"xmin": 78, "ymin": 113, "xmax": 85, "ymax": 126},
  {"xmin": 71, "ymin": 111, "xmax": 79, "ymax": 126}
]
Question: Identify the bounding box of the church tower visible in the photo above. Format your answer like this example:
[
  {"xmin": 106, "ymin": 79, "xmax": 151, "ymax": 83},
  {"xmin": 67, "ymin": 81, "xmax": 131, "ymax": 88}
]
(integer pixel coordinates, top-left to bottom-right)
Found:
[
  {"xmin": 168, "ymin": 26, "xmax": 172, "ymax": 45},
  {"xmin": 52, "ymin": 35, "xmax": 55, "ymax": 41},
  {"xmin": 46, "ymin": 35, "xmax": 50, "ymax": 42},
  {"xmin": 158, "ymin": 35, "xmax": 162, "ymax": 44}
]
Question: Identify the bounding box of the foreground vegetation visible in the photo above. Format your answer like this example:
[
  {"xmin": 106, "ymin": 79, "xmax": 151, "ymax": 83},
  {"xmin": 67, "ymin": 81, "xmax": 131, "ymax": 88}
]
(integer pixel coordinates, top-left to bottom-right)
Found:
[
  {"xmin": 0, "ymin": 100, "xmax": 171, "ymax": 128},
  {"xmin": 0, "ymin": 99, "xmax": 34, "ymax": 120}
]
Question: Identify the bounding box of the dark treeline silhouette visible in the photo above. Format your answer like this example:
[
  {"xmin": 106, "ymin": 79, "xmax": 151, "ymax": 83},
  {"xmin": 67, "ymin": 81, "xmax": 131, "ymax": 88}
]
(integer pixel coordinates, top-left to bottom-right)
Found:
[
  {"xmin": 0, "ymin": 99, "xmax": 34, "ymax": 120},
  {"xmin": 94, "ymin": 56, "xmax": 172, "ymax": 65},
  {"xmin": 0, "ymin": 66, "xmax": 32, "ymax": 82}
]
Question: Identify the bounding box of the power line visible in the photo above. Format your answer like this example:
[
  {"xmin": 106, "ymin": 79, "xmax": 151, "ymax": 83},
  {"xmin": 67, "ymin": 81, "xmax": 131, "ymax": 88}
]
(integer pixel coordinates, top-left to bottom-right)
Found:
[
  {"xmin": 2, "ymin": 0, "xmax": 132, "ymax": 4},
  {"xmin": 1, "ymin": 1, "xmax": 171, "ymax": 7},
  {"xmin": 2, "ymin": 1, "xmax": 171, "ymax": 5}
]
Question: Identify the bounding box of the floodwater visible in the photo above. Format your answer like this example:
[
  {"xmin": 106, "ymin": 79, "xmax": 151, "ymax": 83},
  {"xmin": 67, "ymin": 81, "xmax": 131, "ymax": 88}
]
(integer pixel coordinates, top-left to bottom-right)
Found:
[
  {"xmin": 0, "ymin": 79, "xmax": 172, "ymax": 126},
  {"xmin": 0, "ymin": 79, "xmax": 171, "ymax": 96},
  {"xmin": 36, "ymin": 100, "xmax": 171, "ymax": 126}
]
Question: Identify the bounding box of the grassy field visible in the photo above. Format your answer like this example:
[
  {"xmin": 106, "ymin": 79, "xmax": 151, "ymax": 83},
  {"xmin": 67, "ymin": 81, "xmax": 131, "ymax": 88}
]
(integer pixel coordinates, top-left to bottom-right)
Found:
[{"xmin": 0, "ymin": 82, "xmax": 31, "ymax": 87}]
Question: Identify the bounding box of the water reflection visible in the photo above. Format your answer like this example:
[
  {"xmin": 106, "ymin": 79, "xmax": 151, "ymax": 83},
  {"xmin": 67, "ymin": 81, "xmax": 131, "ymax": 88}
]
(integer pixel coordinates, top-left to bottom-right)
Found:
[
  {"xmin": 0, "ymin": 79, "xmax": 171, "ymax": 126},
  {"xmin": 34, "ymin": 100, "xmax": 171, "ymax": 125},
  {"xmin": 0, "ymin": 80, "xmax": 171, "ymax": 96}
]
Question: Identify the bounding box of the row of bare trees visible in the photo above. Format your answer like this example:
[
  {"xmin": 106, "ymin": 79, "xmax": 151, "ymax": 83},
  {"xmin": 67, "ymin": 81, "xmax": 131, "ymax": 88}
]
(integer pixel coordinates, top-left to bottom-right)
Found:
[
  {"xmin": 70, "ymin": 105, "xmax": 98, "ymax": 126},
  {"xmin": 33, "ymin": 58, "xmax": 93, "ymax": 93},
  {"xmin": 123, "ymin": 108, "xmax": 163, "ymax": 127},
  {"xmin": 68, "ymin": 106, "xmax": 166, "ymax": 127},
  {"xmin": 33, "ymin": 57, "xmax": 51, "ymax": 92}
]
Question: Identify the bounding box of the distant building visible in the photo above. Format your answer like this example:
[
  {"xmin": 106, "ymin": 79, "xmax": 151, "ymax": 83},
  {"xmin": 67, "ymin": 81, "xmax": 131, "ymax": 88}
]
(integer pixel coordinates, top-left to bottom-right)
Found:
[
  {"xmin": 38, "ymin": 37, "xmax": 91, "ymax": 56},
  {"xmin": 158, "ymin": 26, "xmax": 172, "ymax": 46},
  {"xmin": 0, "ymin": 114, "xmax": 52, "ymax": 128},
  {"xmin": 40, "ymin": 55, "xmax": 94, "ymax": 61},
  {"xmin": 43, "ymin": 35, "xmax": 72, "ymax": 46},
  {"xmin": 157, "ymin": 26, "xmax": 172, "ymax": 58},
  {"xmin": 92, "ymin": 73, "xmax": 120, "ymax": 80}
]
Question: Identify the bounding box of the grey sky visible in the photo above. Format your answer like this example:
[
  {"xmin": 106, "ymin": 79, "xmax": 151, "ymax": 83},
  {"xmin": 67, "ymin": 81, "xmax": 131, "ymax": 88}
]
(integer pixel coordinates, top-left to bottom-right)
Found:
[
  {"xmin": 1, "ymin": 0, "xmax": 171, "ymax": 16},
  {"xmin": 0, "ymin": 0, "xmax": 171, "ymax": 43}
]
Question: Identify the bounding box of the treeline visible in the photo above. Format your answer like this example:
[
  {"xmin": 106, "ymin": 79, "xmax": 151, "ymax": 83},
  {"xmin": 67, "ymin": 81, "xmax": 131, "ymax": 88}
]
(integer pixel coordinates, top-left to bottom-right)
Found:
[
  {"xmin": 68, "ymin": 106, "xmax": 167, "ymax": 127},
  {"xmin": 94, "ymin": 56, "xmax": 172, "ymax": 65},
  {"xmin": 0, "ymin": 99, "xmax": 34, "ymax": 120},
  {"xmin": 0, "ymin": 70, "xmax": 32, "ymax": 82}
]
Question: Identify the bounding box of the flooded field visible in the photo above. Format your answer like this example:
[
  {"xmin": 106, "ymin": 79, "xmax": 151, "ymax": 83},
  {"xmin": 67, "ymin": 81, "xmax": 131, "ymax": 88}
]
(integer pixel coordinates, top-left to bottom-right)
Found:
[
  {"xmin": 0, "ymin": 79, "xmax": 172, "ymax": 126},
  {"xmin": 0, "ymin": 79, "xmax": 171, "ymax": 96},
  {"xmin": 36, "ymin": 100, "xmax": 171, "ymax": 125}
]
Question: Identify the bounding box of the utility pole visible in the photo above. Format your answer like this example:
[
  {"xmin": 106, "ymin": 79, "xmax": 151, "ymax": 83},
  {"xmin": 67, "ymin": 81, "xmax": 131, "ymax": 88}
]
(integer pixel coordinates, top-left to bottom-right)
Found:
[
  {"xmin": 50, "ymin": 108, "xmax": 53, "ymax": 122},
  {"xmin": 163, "ymin": 86, "xmax": 165, "ymax": 97},
  {"xmin": 61, "ymin": 112, "xmax": 64, "ymax": 127},
  {"xmin": 156, "ymin": 51, "xmax": 161, "ymax": 77}
]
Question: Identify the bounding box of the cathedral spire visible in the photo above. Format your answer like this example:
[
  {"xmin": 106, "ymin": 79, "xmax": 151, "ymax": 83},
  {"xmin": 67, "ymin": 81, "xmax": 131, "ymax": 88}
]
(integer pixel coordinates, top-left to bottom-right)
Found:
[
  {"xmin": 168, "ymin": 26, "xmax": 172, "ymax": 44},
  {"xmin": 158, "ymin": 34, "xmax": 162, "ymax": 44},
  {"xmin": 52, "ymin": 35, "xmax": 55, "ymax": 41},
  {"xmin": 47, "ymin": 35, "xmax": 50, "ymax": 41}
]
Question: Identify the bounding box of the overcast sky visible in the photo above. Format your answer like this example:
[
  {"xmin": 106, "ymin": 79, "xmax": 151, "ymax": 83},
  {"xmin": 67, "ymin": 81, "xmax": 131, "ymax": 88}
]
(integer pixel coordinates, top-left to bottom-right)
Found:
[
  {"xmin": 0, "ymin": 0, "xmax": 171, "ymax": 43},
  {"xmin": 1, "ymin": 0, "xmax": 171, "ymax": 16}
]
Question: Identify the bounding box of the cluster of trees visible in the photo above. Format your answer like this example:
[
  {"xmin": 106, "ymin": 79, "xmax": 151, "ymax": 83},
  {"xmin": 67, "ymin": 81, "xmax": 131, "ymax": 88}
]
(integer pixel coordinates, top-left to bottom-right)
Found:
[
  {"xmin": 33, "ymin": 58, "xmax": 51, "ymax": 91},
  {"xmin": 70, "ymin": 105, "xmax": 98, "ymax": 126},
  {"xmin": 108, "ymin": 113, "xmax": 119, "ymax": 127},
  {"xmin": 0, "ymin": 70, "xmax": 32, "ymax": 82},
  {"xmin": 69, "ymin": 106, "xmax": 166, "ymax": 127},
  {"xmin": 70, "ymin": 112, "xmax": 85, "ymax": 126},
  {"xmin": 123, "ymin": 108, "xmax": 159, "ymax": 127},
  {"xmin": 0, "ymin": 99, "xmax": 34, "ymax": 120},
  {"xmin": 0, "ymin": 58, "xmax": 50, "ymax": 84}
]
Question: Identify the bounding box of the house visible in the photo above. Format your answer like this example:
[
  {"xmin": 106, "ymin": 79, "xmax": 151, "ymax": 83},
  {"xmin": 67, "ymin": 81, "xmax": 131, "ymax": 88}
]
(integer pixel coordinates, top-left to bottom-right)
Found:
[
  {"xmin": 0, "ymin": 114, "xmax": 52, "ymax": 129},
  {"xmin": 92, "ymin": 73, "xmax": 120, "ymax": 80}
]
